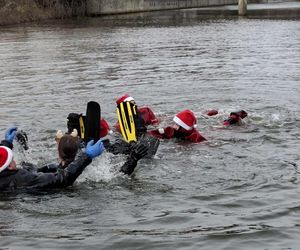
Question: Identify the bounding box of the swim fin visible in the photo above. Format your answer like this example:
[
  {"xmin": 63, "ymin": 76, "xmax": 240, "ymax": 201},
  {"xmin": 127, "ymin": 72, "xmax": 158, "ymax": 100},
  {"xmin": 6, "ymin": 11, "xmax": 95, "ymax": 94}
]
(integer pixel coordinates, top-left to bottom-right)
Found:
[
  {"xmin": 84, "ymin": 101, "xmax": 101, "ymax": 144},
  {"xmin": 117, "ymin": 101, "xmax": 137, "ymax": 143}
]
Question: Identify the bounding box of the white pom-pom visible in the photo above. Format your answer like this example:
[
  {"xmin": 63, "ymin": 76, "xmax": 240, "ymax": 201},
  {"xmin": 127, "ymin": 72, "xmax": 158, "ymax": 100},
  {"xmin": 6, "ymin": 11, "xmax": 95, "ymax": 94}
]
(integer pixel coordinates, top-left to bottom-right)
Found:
[
  {"xmin": 158, "ymin": 128, "xmax": 165, "ymax": 134},
  {"xmin": 194, "ymin": 124, "xmax": 197, "ymax": 128},
  {"xmin": 108, "ymin": 130, "xmax": 113, "ymax": 135}
]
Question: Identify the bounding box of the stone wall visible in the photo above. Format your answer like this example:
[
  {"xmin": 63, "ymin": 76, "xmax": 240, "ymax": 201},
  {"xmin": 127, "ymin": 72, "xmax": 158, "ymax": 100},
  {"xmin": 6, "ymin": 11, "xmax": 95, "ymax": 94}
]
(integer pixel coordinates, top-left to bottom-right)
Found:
[{"xmin": 86, "ymin": 0, "xmax": 239, "ymax": 15}]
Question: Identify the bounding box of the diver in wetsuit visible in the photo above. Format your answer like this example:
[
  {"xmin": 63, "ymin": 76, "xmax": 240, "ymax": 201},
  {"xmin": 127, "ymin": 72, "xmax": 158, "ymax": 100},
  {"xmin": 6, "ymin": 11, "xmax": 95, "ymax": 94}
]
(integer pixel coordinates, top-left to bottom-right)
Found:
[{"xmin": 0, "ymin": 127, "xmax": 149, "ymax": 192}]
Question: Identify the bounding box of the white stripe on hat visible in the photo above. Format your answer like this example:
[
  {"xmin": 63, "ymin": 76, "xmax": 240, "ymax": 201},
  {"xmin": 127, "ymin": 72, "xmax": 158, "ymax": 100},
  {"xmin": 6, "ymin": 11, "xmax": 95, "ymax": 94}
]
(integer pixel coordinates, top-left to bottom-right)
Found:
[
  {"xmin": 124, "ymin": 96, "xmax": 134, "ymax": 102},
  {"xmin": 173, "ymin": 116, "xmax": 192, "ymax": 130},
  {"xmin": 0, "ymin": 146, "xmax": 13, "ymax": 172}
]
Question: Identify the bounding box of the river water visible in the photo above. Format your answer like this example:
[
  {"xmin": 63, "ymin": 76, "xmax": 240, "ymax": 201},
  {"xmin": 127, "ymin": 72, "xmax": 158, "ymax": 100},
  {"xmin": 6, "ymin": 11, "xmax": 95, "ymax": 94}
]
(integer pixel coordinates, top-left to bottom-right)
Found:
[{"xmin": 0, "ymin": 11, "xmax": 299, "ymax": 250}]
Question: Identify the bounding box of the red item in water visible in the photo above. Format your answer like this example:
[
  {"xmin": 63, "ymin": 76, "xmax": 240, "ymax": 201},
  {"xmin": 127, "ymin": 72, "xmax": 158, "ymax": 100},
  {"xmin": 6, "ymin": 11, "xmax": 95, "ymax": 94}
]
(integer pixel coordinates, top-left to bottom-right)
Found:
[{"xmin": 206, "ymin": 110, "xmax": 218, "ymax": 116}]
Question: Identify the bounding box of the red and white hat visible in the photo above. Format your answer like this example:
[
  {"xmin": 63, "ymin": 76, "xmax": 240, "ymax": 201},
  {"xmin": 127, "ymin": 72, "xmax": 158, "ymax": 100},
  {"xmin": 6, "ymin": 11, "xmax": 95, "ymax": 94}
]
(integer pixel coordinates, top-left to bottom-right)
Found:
[
  {"xmin": 100, "ymin": 119, "xmax": 113, "ymax": 138},
  {"xmin": 173, "ymin": 109, "xmax": 197, "ymax": 131},
  {"xmin": 116, "ymin": 94, "xmax": 135, "ymax": 105},
  {"xmin": 0, "ymin": 146, "xmax": 13, "ymax": 172}
]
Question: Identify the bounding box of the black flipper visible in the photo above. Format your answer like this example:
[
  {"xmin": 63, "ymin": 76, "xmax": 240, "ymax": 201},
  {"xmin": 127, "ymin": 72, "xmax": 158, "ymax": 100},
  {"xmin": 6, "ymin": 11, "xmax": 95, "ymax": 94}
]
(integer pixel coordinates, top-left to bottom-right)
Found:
[
  {"xmin": 84, "ymin": 101, "xmax": 101, "ymax": 144},
  {"xmin": 117, "ymin": 101, "xmax": 137, "ymax": 143}
]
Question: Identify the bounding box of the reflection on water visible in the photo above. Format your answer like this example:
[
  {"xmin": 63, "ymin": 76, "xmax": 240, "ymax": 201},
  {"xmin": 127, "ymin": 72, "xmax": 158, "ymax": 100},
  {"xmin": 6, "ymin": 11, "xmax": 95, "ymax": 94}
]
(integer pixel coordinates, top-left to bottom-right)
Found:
[{"xmin": 0, "ymin": 13, "xmax": 299, "ymax": 250}]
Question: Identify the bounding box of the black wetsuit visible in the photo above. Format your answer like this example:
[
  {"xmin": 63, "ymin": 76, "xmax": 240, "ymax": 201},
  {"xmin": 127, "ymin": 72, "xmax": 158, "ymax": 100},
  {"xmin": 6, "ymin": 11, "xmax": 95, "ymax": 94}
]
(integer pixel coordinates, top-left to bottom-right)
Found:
[
  {"xmin": 0, "ymin": 139, "xmax": 138, "ymax": 192},
  {"xmin": 37, "ymin": 157, "xmax": 138, "ymax": 176},
  {"xmin": 0, "ymin": 138, "xmax": 92, "ymax": 191}
]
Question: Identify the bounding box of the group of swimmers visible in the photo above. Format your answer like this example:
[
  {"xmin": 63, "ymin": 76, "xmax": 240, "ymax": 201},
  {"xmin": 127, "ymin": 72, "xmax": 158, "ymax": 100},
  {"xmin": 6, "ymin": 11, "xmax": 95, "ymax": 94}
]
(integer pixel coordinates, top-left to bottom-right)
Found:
[{"xmin": 0, "ymin": 93, "xmax": 248, "ymax": 192}]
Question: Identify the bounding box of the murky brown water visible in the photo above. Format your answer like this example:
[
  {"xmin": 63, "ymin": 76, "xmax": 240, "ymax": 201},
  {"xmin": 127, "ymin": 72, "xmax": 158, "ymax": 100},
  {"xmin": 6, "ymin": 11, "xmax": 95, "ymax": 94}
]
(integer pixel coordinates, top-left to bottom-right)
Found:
[{"xmin": 0, "ymin": 13, "xmax": 299, "ymax": 250}]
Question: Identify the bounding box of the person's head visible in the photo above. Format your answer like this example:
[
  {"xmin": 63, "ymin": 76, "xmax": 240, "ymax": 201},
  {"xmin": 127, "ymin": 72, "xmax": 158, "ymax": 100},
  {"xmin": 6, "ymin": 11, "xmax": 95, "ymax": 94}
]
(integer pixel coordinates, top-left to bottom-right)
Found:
[
  {"xmin": 55, "ymin": 129, "xmax": 78, "ymax": 144},
  {"xmin": 173, "ymin": 109, "xmax": 197, "ymax": 131},
  {"xmin": 230, "ymin": 110, "xmax": 248, "ymax": 119},
  {"xmin": 58, "ymin": 135, "xmax": 79, "ymax": 166},
  {"xmin": 116, "ymin": 94, "xmax": 136, "ymax": 106},
  {"xmin": 0, "ymin": 146, "xmax": 16, "ymax": 172}
]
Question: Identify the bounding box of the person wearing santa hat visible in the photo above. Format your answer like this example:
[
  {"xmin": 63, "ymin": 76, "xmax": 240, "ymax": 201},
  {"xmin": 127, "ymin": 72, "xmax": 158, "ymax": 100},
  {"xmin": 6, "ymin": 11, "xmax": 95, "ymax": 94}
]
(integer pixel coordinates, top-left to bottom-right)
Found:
[
  {"xmin": 223, "ymin": 110, "xmax": 248, "ymax": 126},
  {"xmin": 115, "ymin": 94, "xmax": 159, "ymax": 135},
  {"xmin": 0, "ymin": 127, "xmax": 105, "ymax": 191},
  {"xmin": 149, "ymin": 109, "xmax": 206, "ymax": 143},
  {"xmin": 0, "ymin": 125, "xmax": 150, "ymax": 191}
]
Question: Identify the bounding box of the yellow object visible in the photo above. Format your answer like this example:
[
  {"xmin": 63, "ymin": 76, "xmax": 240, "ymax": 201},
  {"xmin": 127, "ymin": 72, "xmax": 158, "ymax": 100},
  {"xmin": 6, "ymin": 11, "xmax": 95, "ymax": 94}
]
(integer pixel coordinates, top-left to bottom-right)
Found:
[
  {"xmin": 79, "ymin": 116, "xmax": 85, "ymax": 140},
  {"xmin": 117, "ymin": 102, "xmax": 137, "ymax": 143}
]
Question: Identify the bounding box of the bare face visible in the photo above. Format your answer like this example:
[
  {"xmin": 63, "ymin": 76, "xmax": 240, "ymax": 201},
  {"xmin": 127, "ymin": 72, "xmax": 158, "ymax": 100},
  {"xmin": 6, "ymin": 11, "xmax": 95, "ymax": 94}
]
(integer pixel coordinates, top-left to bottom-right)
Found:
[
  {"xmin": 172, "ymin": 123, "xmax": 180, "ymax": 131},
  {"xmin": 8, "ymin": 159, "xmax": 17, "ymax": 171}
]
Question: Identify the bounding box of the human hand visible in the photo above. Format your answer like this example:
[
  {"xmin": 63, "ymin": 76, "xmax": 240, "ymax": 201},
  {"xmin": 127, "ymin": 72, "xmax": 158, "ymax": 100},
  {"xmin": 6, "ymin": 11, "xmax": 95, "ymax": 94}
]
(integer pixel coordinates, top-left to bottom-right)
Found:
[
  {"xmin": 85, "ymin": 139, "xmax": 104, "ymax": 159},
  {"xmin": 5, "ymin": 126, "xmax": 17, "ymax": 143},
  {"xmin": 130, "ymin": 141, "xmax": 149, "ymax": 162},
  {"xmin": 16, "ymin": 130, "xmax": 28, "ymax": 150}
]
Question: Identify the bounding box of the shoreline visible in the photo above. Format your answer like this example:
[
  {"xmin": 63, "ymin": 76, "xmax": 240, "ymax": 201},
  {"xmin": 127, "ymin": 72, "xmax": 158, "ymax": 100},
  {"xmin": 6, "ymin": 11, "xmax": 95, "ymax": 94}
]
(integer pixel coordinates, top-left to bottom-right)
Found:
[{"xmin": 0, "ymin": 1, "xmax": 299, "ymax": 26}]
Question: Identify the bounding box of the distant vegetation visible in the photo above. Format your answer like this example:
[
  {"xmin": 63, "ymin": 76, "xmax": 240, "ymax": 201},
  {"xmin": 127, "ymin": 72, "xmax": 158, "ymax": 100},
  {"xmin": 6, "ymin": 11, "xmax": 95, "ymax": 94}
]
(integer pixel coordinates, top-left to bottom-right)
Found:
[{"xmin": 0, "ymin": 0, "xmax": 86, "ymax": 25}]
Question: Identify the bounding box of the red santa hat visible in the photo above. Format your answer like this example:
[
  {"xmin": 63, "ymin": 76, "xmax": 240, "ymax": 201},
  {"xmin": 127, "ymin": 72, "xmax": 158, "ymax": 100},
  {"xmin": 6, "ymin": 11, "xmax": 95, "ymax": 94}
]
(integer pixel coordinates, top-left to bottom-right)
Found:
[
  {"xmin": 173, "ymin": 109, "xmax": 197, "ymax": 131},
  {"xmin": 0, "ymin": 146, "xmax": 13, "ymax": 172},
  {"xmin": 116, "ymin": 94, "xmax": 135, "ymax": 105},
  {"xmin": 100, "ymin": 119, "xmax": 113, "ymax": 138}
]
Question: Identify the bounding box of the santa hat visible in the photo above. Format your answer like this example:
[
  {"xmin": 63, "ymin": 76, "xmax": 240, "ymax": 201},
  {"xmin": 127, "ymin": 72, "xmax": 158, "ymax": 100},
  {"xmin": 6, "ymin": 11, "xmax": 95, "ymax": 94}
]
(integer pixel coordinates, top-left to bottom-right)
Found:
[
  {"xmin": 100, "ymin": 119, "xmax": 113, "ymax": 138},
  {"xmin": 0, "ymin": 146, "xmax": 13, "ymax": 172},
  {"xmin": 116, "ymin": 94, "xmax": 135, "ymax": 105},
  {"xmin": 173, "ymin": 109, "xmax": 197, "ymax": 131}
]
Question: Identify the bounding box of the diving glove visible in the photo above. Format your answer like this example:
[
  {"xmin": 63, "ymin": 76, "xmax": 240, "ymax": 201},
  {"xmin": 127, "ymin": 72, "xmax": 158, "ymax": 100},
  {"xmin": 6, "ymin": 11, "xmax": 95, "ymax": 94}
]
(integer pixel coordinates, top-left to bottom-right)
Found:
[
  {"xmin": 16, "ymin": 130, "xmax": 29, "ymax": 150},
  {"xmin": 130, "ymin": 141, "xmax": 149, "ymax": 162},
  {"xmin": 5, "ymin": 127, "xmax": 17, "ymax": 143},
  {"xmin": 85, "ymin": 139, "xmax": 104, "ymax": 159}
]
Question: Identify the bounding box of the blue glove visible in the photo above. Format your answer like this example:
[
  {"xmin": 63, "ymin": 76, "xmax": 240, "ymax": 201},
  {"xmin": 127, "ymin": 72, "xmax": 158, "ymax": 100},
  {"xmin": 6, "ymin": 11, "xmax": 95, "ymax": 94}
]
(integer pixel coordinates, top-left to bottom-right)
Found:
[
  {"xmin": 5, "ymin": 126, "xmax": 18, "ymax": 143},
  {"xmin": 85, "ymin": 139, "xmax": 104, "ymax": 159}
]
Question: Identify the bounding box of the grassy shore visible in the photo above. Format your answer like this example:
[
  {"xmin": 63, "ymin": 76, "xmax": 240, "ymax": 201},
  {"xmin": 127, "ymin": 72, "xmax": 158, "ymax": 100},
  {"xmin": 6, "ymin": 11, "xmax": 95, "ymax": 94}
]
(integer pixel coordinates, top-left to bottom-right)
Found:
[{"xmin": 0, "ymin": 0, "xmax": 85, "ymax": 25}]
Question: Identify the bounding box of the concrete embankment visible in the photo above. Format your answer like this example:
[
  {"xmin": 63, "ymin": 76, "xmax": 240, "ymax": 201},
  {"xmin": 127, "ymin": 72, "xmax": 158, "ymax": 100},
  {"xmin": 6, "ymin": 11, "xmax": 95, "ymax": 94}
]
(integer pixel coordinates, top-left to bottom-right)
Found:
[
  {"xmin": 86, "ymin": 0, "xmax": 238, "ymax": 15},
  {"xmin": 85, "ymin": 0, "xmax": 299, "ymax": 18},
  {"xmin": 0, "ymin": 0, "xmax": 299, "ymax": 26}
]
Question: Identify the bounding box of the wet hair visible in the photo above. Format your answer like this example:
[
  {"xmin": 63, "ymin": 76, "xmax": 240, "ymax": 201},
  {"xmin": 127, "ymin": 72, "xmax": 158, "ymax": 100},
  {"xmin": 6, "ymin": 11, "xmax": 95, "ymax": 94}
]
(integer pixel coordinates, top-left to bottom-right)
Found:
[{"xmin": 58, "ymin": 135, "xmax": 79, "ymax": 165}]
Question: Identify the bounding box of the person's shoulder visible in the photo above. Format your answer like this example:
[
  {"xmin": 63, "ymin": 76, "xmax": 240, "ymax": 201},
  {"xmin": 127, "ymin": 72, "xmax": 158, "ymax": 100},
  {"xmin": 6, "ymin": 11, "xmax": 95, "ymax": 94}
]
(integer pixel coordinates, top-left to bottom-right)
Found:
[
  {"xmin": 138, "ymin": 106, "xmax": 153, "ymax": 113},
  {"xmin": 185, "ymin": 129, "xmax": 206, "ymax": 143}
]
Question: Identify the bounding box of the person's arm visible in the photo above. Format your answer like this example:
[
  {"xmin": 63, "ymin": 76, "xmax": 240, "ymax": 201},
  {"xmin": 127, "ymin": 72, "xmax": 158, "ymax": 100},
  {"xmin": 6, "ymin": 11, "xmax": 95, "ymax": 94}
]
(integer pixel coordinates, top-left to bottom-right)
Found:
[
  {"xmin": 0, "ymin": 127, "xmax": 17, "ymax": 149},
  {"xmin": 30, "ymin": 140, "xmax": 104, "ymax": 189},
  {"xmin": 185, "ymin": 130, "xmax": 207, "ymax": 143},
  {"xmin": 29, "ymin": 154, "xmax": 92, "ymax": 188},
  {"xmin": 149, "ymin": 126, "xmax": 174, "ymax": 139},
  {"xmin": 37, "ymin": 163, "xmax": 59, "ymax": 173}
]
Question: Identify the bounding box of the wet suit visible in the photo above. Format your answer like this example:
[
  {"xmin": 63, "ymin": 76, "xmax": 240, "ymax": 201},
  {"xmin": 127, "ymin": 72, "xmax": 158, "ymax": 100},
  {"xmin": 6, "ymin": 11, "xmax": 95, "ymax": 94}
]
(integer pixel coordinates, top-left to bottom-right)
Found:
[
  {"xmin": 37, "ymin": 153, "xmax": 139, "ymax": 176},
  {"xmin": 0, "ymin": 139, "xmax": 92, "ymax": 191},
  {"xmin": 150, "ymin": 126, "xmax": 206, "ymax": 143}
]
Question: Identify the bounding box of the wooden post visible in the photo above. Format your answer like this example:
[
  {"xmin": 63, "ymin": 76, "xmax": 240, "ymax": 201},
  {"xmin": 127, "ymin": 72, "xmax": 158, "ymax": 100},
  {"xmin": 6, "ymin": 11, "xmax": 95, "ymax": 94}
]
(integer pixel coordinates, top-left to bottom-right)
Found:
[{"xmin": 238, "ymin": 0, "xmax": 247, "ymax": 16}]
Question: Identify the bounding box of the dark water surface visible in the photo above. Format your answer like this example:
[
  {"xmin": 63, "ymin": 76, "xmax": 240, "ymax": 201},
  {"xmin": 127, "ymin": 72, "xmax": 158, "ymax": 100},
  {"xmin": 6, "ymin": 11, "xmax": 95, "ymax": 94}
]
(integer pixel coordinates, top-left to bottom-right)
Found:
[{"xmin": 0, "ymin": 13, "xmax": 299, "ymax": 250}]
